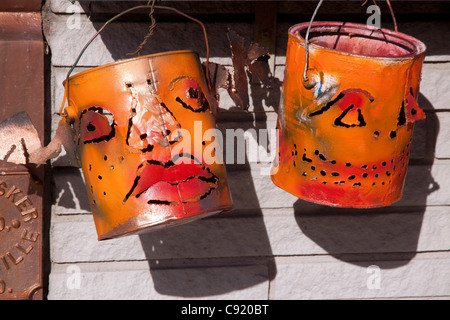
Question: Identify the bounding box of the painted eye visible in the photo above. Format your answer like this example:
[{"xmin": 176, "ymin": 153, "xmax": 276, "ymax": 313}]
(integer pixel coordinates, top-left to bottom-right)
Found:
[
  {"xmin": 403, "ymin": 88, "xmax": 425, "ymax": 124},
  {"xmin": 80, "ymin": 107, "xmax": 115, "ymax": 144},
  {"xmin": 175, "ymin": 79, "xmax": 210, "ymax": 113},
  {"xmin": 187, "ymin": 87, "xmax": 199, "ymax": 99},
  {"xmin": 309, "ymin": 88, "xmax": 374, "ymax": 128}
]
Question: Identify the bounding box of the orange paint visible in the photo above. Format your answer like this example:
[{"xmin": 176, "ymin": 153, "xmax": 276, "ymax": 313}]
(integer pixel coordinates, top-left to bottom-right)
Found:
[
  {"xmin": 271, "ymin": 22, "xmax": 427, "ymax": 208},
  {"xmin": 62, "ymin": 51, "xmax": 232, "ymax": 239}
]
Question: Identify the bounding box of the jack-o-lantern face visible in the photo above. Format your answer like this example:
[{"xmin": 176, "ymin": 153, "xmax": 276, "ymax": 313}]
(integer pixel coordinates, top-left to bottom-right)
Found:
[
  {"xmin": 271, "ymin": 22, "xmax": 426, "ymax": 208},
  {"xmin": 119, "ymin": 77, "xmax": 217, "ymax": 206},
  {"xmin": 65, "ymin": 52, "xmax": 232, "ymax": 239}
]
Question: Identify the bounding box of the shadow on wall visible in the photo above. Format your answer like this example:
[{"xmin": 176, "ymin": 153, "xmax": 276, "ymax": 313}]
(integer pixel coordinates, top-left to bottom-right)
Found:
[
  {"xmin": 136, "ymin": 74, "xmax": 282, "ymax": 298},
  {"xmin": 293, "ymin": 93, "xmax": 440, "ymax": 269}
]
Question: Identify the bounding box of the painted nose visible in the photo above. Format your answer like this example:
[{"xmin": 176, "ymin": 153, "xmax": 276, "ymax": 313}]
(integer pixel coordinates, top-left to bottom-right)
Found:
[{"xmin": 127, "ymin": 100, "xmax": 182, "ymax": 153}]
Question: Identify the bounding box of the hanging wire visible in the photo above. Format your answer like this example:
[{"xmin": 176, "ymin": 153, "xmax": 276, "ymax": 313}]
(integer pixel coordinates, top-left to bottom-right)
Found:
[
  {"xmin": 385, "ymin": 0, "xmax": 398, "ymax": 32},
  {"xmin": 127, "ymin": 0, "xmax": 157, "ymax": 56},
  {"xmin": 302, "ymin": 0, "xmax": 399, "ymax": 89},
  {"xmin": 303, "ymin": 0, "xmax": 324, "ymax": 87},
  {"xmin": 60, "ymin": 4, "xmax": 211, "ymax": 116}
]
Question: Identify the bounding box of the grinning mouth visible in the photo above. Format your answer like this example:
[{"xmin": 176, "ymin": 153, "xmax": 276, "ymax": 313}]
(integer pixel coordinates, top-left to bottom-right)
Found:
[{"xmin": 123, "ymin": 155, "xmax": 218, "ymax": 205}]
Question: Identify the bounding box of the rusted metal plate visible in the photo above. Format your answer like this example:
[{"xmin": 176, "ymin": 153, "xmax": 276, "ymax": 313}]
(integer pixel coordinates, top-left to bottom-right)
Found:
[
  {"xmin": 0, "ymin": 166, "xmax": 43, "ymax": 300},
  {"xmin": 0, "ymin": 0, "xmax": 42, "ymax": 12},
  {"xmin": 0, "ymin": 12, "xmax": 45, "ymax": 142},
  {"xmin": 0, "ymin": 3, "xmax": 44, "ymax": 300}
]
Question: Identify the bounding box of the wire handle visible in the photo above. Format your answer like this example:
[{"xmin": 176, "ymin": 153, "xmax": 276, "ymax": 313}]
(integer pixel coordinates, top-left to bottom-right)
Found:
[
  {"xmin": 303, "ymin": 0, "xmax": 398, "ymax": 88},
  {"xmin": 60, "ymin": 4, "xmax": 211, "ymax": 116},
  {"xmin": 302, "ymin": 0, "xmax": 324, "ymax": 88}
]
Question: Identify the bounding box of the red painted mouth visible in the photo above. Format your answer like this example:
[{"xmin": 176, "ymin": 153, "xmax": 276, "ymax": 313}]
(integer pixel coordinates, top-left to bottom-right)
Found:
[{"xmin": 124, "ymin": 156, "xmax": 218, "ymax": 205}]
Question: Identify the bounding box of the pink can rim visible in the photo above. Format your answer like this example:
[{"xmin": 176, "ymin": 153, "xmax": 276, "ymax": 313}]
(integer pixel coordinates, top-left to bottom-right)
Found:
[{"xmin": 289, "ymin": 21, "xmax": 427, "ymax": 60}]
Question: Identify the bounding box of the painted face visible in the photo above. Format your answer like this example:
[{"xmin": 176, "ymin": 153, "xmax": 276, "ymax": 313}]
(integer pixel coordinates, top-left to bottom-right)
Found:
[
  {"xmin": 271, "ymin": 22, "xmax": 426, "ymax": 208},
  {"xmin": 65, "ymin": 51, "xmax": 232, "ymax": 239}
]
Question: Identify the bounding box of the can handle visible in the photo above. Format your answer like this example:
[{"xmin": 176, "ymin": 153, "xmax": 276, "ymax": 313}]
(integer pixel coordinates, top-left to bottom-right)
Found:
[
  {"xmin": 60, "ymin": 4, "xmax": 211, "ymax": 116},
  {"xmin": 303, "ymin": 0, "xmax": 398, "ymax": 88}
]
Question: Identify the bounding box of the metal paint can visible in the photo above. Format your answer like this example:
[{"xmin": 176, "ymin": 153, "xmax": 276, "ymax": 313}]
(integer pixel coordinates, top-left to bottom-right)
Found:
[
  {"xmin": 63, "ymin": 51, "xmax": 233, "ymax": 239},
  {"xmin": 271, "ymin": 22, "xmax": 427, "ymax": 208}
]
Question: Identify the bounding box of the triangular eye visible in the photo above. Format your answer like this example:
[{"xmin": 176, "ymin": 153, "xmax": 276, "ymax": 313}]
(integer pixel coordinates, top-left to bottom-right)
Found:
[
  {"xmin": 396, "ymin": 88, "xmax": 425, "ymax": 127},
  {"xmin": 309, "ymin": 88, "xmax": 374, "ymax": 129},
  {"xmin": 404, "ymin": 89, "xmax": 426, "ymax": 123},
  {"xmin": 332, "ymin": 89, "xmax": 373, "ymax": 128},
  {"xmin": 175, "ymin": 78, "xmax": 210, "ymax": 113},
  {"xmin": 334, "ymin": 105, "xmax": 367, "ymax": 128}
]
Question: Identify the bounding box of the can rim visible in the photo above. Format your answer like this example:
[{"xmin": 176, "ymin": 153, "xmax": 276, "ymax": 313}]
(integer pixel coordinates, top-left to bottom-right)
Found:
[
  {"xmin": 63, "ymin": 49, "xmax": 199, "ymax": 84},
  {"xmin": 289, "ymin": 22, "xmax": 427, "ymax": 61}
]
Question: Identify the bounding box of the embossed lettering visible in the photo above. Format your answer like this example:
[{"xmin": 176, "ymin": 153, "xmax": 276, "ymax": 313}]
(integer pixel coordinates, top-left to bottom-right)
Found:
[
  {"xmin": 21, "ymin": 229, "xmax": 39, "ymax": 242},
  {"xmin": 6, "ymin": 252, "xmax": 23, "ymax": 266},
  {"xmin": 5, "ymin": 186, "xmax": 21, "ymax": 202},
  {"xmin": 20, "ymin": 208, "xmax": 38, "ymax": 222},
  {"xmin": 15, "ymin": 243, "xmax": 33, "ymax": 255},
  {"xmin": 15, "ymin": 196, "xmax": 37, "ymax": 222},
  {"xmin": 14, "ymin": 196, "xmax": 29, "ymax": 207},
  {"xmin": 0, "ymin": 183, "xmax": 39, "ymax": 223}
]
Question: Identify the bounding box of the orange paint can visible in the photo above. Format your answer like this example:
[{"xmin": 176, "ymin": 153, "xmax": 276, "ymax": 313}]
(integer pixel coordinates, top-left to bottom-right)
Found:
[
  {"xmin": 271, "ymin": 22, "xmax": 427, "ymax": 208},
  {"xmin": 60, "ymin": 5, "xmax": 232, "ymax": 240}
]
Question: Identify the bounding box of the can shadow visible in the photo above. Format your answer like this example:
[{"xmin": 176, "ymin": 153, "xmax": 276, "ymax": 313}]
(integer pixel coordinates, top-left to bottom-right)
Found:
[
  {"xmin": 293, "ymin": 93, "xmax": 440, "ymax": 268},
  {"xmin": 136, "ymin": 73, "xmax": 281, "ymax": 299}
]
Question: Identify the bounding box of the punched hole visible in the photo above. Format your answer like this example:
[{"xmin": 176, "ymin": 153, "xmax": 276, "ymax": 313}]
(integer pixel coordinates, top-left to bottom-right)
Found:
[{"xmin": 87, "ymin": 122, "xmax": 96, "ymax": 132}]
